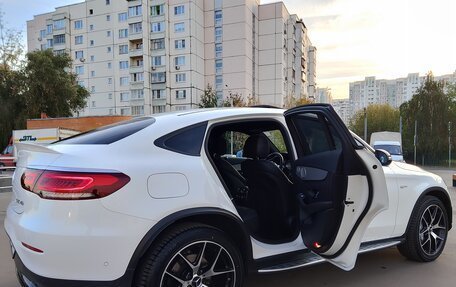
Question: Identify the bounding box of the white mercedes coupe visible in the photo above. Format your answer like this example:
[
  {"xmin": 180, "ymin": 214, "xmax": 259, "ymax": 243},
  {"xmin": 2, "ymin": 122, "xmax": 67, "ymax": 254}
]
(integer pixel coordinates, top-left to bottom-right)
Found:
[{"xmin": 4, "ymin": 105, "xmax": 452, "ymax": 287}]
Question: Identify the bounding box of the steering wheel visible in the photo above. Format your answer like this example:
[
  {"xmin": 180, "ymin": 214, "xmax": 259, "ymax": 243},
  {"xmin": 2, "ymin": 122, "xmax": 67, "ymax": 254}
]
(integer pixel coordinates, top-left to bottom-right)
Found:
[{"xmin": 265, "ymin": 152, "xmax": 284, "ymax": 169}]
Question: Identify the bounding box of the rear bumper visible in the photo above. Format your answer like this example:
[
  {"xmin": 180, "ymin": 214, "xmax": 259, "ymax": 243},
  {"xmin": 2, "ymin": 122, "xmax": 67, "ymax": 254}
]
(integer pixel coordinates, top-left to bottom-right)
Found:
[{"xmin": 13, "ymin": 251, "xmax": 131, "ymax": 287}]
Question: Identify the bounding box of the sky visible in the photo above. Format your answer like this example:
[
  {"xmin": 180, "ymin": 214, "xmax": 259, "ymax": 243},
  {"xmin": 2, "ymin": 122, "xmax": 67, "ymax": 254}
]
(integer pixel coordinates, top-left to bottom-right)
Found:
[{"xmin": 1, "ymin": 0, "xmax": 455, "ymax": 99}]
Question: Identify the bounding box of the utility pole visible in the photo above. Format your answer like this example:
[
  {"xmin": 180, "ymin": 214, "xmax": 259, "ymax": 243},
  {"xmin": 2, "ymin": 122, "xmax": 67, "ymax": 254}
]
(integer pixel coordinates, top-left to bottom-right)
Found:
[
  {"xmin": 399, "ymin": 116, "xmax": 402, "ymax": 135},
  {"xmin": 364, "ymin": 107, "xmax": 368, "ymax": 141},
  {"xmin": 414, "ymin": 120, "xmax": 417, "ymax": 165},
  {"xmin": 449, "ymin": 121, "xmax": 451, "ymax": 168}
]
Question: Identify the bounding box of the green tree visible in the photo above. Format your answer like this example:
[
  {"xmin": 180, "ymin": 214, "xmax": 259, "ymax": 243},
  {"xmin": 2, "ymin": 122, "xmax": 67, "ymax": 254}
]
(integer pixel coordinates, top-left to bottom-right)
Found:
[
  {"xmin": 0, "ymin": 13, "xmax": 26, "ymax": 149},
  {"xmin": 400, "ymin": 73, "xmax": 456, "ymax": 164},
  {"xmin": 198, "ymin": 84, "xmax": 218, "ymax": 108},
  {"xmin": 23, "ymin": 50, "xmax": 89, "ymax": 118},
  {"xmin": 348, "ymin": 104, "xmax": 400, "ymax": 141}
]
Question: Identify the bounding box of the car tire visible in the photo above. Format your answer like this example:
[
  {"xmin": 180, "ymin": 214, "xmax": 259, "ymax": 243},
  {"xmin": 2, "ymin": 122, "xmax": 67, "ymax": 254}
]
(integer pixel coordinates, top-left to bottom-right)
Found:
[
  {"xmin": 134, "ymin": 223, "xmax": 244, "ymax": 287},
  {"xmin": 397, "ymin": 195, "xmax": 449, "ymax": 262}
]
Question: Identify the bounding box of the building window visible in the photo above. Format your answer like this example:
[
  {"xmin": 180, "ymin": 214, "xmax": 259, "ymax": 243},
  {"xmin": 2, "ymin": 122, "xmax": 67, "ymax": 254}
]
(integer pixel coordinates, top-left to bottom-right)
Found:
[
  {"xmin": 215, "ymin": 10, "xmax": 222, "ymax": 26},
  {"xmin": 152, "ymin": 38, "xmax": 165, "ymax": 50},
  {"xmin": 75, "ymin": 66, "xmax": 84, "ymax": 75},
  {"xmin": 74, "ymin": 20, "xmax": 83, "ymax": 30},
  {"xmin": 215, "ymin": 27, "xmax": 222, "ymax": 42},
  {"xmin": 174, "ymin": 56, "xmax": 185, "ymax": 67},
  {"xmin": 106, "ymin": 0, "xmax": 110, "ymax": 5},
  {"xmin": 109, "ymin": 109, "xmax": 113, "ymax": 115},
  {"xmin": 78, "ymin": 80, "xmax": 85, "ymax": 87},
  {"xmin": 107, "ymin": 62, "xmax": 112, "ymax": 69},
  {"xmin": 151, "ymin": 22, "xmax": 165, "ymax": 33},
  {"xmin": 153, "ymin": 105, "xmax": 166, "ymax": 113},
  {"xmin": 215, "ymin": 43, "xmax": 222, "ymax": 57},
  {"xmin": 119, "ymin": 44, "xmax": 128, "ymax": 54},
  {"xmin": 215, "ymin": 75, "xmax": 223, "ymax": 89},
  {"xmin": 133, "ymin": 58, "xmax": 144, "ymax": 67},
  {"xmin": 132, "ymin": 106, "xmax": 144, "ymax": 116},
  {"xmin": 176, "ymin": 73, "xmax": 186, "ymax": 83},
  {"xmin": 90, "ymin": 24, "xmax": 94, "ymax": 31},
  {"xmin": 129, "ymin": 22, "xmax": 142, "ymax": 34},
  {"xmin": 53, "ymin": 19, "xmax": 65, "ymax": 30},
  {"xmin": 152, "ymin": 56, "xmax": 163, "ymax": 67},
  {"xmin": 92, "ymin": 101, "xmax": 96, "ymax": 107},
  {"xmin": 174, "ymin": 5, "xmax": 185, "ymax": 15},
  {"xmin": 107, "ymin": 30, "xmax": 111, "ymax": 37},
  {"xmin": 53, "ymin": 34, "xmax": 65, "ymax": 45},
  {"xmin": 39, "ymin": 29, "xmax": 46, "ymax": 39},
  {"xmin": 119, "ymin": 29, "xmax": 128, "ymax": 38},
  {"xmin": 121, "ymin": 108, "xmax": 130, "ymax": 116},
  {"xmin": 108, "ymin": 93, "xmax": 112, "ymax": 99},
  {"xmin": 75, "ymin": 50, "xmax": 83, "ymax": 59},
  {"xmin": 54, "ymin": 49, "xmax": 66, "ymax": 55},
  {"xmin": 47, "ymin": 39, "xmax": 53, "ymax": 48},
  {"xmin": 91, "ymin": 86, "xmax": 95, "ymax": 92},
  {"xmin": 90, "ymin": 55, "xmax": 95, "ymax": 61},
  {"xmin": 120, "ymin": 92, "xmax": 130, "ymax": 102},
  {"xmin": 119, "ymin": 61, "xmax": 129, "ymax": 69},
  {"xmin": 174, "ymin": 22, "xmax": 185, "ymax": 33},
  {"xmin": 106, "ymin": 15, "xmax": 111, "ymax": 21},
  {"xmin": 91, "ymin": 71, "xmax": 95, "ymax": 77},
  {"xmin": 175, "ymin": 39, "xmax": 185, "ymax": 49},
  {"xmin": 90, "ymin": 40, "xmax": 94, "ymax": 46},
  {"xmin": 120, "ymin": 76, "xmax": 129, "ymax": 86},
  {"xmin": 75, "ymin": 35, "xmax": 83, "ymax": 45},
  {"xmin": 118, "ymin": 12, "xmax": 127, "ymax": 22},
  {"xmin": 151, "ymin": 72, "xmax": 166, "ymax": 83},
  {"xmin": 128, "ymin": 5, "xmax": 142, "ymax": 17},
  {"xmin": 89, "ymin": 9, "xmax": 93, "ymax": 15},
  {"xmin": 46, "ymin": 24, "xmax": 53, "ymax": 34},
  {"xmin": 131, "ymin": 72, "xmax": 144, "ymax": 82},
  {"xmin": 108, "ymin": 78, "xmax": 112, "ymax": 84},
  {"xmin": 175, "ymin": 106, "xmax": 187, "ymax": 111},
  {"xmin": 176, "ymin": 90, "xmax": 186, "ymax": 99},
  {"xmin": 151, "ymin": 4, "xmax": 164, "ymax": 16},
  {"xmin": 107, "ymin": 46, "xmax": 112, "ymax": 53},
  {"xmin": 215, "ymin": 59, "xmax": 222, "ymax": 74},
  {"xmin": 152, "ymin": 89, "xmax": 165, "ymax": 99},
  {"xmin": 131, "ymin": 89, "xmax": 144, "ymax": 99}
]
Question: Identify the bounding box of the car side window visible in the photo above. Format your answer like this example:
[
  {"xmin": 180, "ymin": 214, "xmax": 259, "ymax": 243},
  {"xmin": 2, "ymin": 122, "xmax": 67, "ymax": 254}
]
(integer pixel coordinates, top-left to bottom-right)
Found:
[
  {"xmin": 154, "ymin": 122, "xmax": 208, "ymax": 156},
  {"xmin": 290, "ymin": 112, "xmax": 341, "ymax": 156},
  {"xmin": 221, "ymin": 131, "xmax": 249, "ymax": 157},
  {"xmin": 264, "ymin": 130, "xmax": 287, "ymax": 153}
]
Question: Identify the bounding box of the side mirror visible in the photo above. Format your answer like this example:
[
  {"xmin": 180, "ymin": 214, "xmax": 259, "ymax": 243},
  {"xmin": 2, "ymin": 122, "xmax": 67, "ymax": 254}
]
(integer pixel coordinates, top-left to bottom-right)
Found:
[{"xmin": 375, "ymin": 149, "xmax": 392, "ymax": 166}]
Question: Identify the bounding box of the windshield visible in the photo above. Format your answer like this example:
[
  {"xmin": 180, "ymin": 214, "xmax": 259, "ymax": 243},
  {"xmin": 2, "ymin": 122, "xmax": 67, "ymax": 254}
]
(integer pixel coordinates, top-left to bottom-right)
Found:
[{"xmin": 373, "ymin": 144, "xmax": 402, "ymax": 155}]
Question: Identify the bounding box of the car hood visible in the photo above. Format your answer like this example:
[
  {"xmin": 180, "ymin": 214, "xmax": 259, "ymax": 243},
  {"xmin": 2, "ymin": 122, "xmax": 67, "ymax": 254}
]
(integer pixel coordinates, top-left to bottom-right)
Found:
[
  {"xmin": 390, "ymin": 162, "xmax": 446, "ymax": 187},
  {"xmin": 392, "ymin": 162, "xmax": 427, "ymax": 173}
]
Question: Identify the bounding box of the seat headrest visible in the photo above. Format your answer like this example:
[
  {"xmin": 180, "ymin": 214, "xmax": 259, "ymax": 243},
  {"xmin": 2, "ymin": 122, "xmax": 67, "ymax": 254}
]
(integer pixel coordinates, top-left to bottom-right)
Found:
[{"xmin": 243, "ymin": 134, "xmax": 270, "ymax": 159}]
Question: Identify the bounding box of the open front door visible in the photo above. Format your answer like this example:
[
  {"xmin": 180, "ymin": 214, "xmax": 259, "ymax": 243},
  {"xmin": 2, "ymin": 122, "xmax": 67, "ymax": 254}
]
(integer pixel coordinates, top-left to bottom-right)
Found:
[{"xmin": 285, "ymin": 104, "xmax": 388, "ymax": 270}]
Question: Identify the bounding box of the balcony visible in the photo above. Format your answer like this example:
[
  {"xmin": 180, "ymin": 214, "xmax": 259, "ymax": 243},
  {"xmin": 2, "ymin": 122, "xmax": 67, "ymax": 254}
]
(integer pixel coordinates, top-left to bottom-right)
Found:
[
  {"xmin": 130, "ymin": 81, "xmax": 144, "ymax": 89},
  {"xmin": 129, "ymin": 65, "xmax": 144, "ymax": 73},
  {"xmin": 128, "ymin": 31, "xmax": 143, "ymax": 40},
  {"xmin": 129, "ymin": 47, "xmax": 143, "ymax": 57}
]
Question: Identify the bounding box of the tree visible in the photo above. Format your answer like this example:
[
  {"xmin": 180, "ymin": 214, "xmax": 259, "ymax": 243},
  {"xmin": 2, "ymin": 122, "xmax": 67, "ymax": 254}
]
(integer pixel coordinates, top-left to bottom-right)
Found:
[
  {"xmin": 0, "ymin": 12, "xmax": 25, "ymax": 149},
  {"xmin": 400, "ymin": 73, "xmax": 456, "ymax": 164},
  {"xmin": 348, "ymin": 104, "xmax": 400, "ymax": 141},
  {"xmin": 23, "ymin": 50, "xmax": 89, "ymax": 118},
  {"xmin": 223, "ymin": 92, "xmax": 245, "ymax": 107},
  {"xmin": 199, "ymin": 84, "xmax": 218, "ymax": 108},
  {"xmin": 283, "ymin": 95, "xmax": 314, "ymax": 108}
]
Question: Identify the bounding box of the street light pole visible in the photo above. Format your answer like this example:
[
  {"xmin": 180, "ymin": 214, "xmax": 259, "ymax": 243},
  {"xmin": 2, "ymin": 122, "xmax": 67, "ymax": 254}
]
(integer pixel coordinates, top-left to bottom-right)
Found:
[
  {"xmin": 449, "ymin": 121, "xmax": 451, "ymax": 168},
  {"xmin": 363, "ymin": 107, "xmax": 367, "ymax": 141},
  {"xmin": 414, "ymin": 120, "xmax": 417, "ymax": 165}
]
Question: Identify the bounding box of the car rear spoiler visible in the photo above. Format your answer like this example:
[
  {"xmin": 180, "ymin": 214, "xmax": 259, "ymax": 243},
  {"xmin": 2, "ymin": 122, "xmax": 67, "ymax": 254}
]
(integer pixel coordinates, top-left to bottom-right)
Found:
[{"xmin": 14, "ymin": 143, "xmax": 61, "ymax": 156}]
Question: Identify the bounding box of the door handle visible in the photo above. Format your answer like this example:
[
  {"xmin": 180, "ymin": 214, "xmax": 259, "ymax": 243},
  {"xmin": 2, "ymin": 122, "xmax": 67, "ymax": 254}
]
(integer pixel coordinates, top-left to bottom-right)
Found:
[{"xmin": 344, "ymin": 200, "xmax": 354, "ymax": 205}]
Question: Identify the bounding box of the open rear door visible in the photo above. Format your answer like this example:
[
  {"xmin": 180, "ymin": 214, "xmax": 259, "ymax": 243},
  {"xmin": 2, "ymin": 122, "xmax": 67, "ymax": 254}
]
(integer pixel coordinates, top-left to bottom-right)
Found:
[{"xmin": 284, "ymin": 104, "xmax": 388, "ymax": 270}]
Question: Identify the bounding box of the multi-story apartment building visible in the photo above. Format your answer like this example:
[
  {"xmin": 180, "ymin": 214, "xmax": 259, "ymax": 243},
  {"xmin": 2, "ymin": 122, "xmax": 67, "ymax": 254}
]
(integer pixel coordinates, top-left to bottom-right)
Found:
[
  {"xmin": 349, "ymin": 71, "xmax": 456, "ymax": 114},
  {"xmin": 27, "ymin": 0, "xmax": 316, "ymax": 116},
  {"xmin": 331, "ymin": 99, "xmax": 351, "ymax": 125},
  {"xmin": 315, "ymin": 87, "xmax": 332, "ymax": 104}
]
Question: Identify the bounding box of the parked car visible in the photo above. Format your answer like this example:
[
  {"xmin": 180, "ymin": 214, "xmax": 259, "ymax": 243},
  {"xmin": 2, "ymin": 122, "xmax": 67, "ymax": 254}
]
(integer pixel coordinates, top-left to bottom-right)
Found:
[
  {"xmin": 5, "ymin": 105, "xmax": 451, "ymax": 287},
  {"xmin": 0, "ymin": 137, "xmax": 14, "ymax": 169}
]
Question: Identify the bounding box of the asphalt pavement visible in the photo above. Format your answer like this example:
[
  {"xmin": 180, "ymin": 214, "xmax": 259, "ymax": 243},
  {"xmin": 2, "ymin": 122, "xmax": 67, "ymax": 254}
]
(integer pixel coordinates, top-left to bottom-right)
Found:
[{"xmin": 0, "ymin": 169, "xmax": 455, "ymax": 287}]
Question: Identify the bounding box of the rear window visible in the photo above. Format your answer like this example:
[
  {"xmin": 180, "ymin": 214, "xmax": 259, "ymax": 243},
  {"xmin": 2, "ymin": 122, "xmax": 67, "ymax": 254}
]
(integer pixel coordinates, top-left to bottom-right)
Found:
[{"xmin": 56, "ymin": 117, "xmax": 155, "ymax": 145}]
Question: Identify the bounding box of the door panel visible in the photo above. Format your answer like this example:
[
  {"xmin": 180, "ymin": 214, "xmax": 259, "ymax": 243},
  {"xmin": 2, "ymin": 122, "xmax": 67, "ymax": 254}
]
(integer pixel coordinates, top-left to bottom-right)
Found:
[{"xmin": 285, "ymin": 104, "xmax": 388, "ymax": 270}]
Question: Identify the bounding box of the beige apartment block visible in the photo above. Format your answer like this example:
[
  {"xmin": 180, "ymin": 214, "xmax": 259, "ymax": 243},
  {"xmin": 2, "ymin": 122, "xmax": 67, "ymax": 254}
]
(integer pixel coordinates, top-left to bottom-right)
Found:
[{"xmin": 27, "ymin": 0, "xmax": 316, "ymax": 116}]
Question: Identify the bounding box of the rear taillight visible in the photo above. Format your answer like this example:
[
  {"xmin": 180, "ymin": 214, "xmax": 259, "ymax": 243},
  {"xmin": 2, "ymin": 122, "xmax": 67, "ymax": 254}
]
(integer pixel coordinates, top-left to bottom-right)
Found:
[{"xmin": 21, "ymin": 169, "xmax": 130, "ymax": 200}]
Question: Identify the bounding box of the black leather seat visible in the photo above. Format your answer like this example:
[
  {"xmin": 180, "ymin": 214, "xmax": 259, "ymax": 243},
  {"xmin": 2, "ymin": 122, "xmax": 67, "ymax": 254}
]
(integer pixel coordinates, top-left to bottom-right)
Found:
[
  {"xmin": 210, "ymin": 136, "xmax": 258, "ymax": 233},
  {"xmin": 241, "ymin": 134, "xmax": 297, "ymax": 240}
]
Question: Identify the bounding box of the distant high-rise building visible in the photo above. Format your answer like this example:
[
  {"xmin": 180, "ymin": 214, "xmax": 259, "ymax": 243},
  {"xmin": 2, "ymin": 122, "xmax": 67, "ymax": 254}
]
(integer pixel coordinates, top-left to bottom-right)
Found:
[
  {"xmin": 27, "ymin": 0, "xmax": 316, "ymax": 116},
  {"xmin": 332, "ymin": 99, "xmax": 351, "ymax": 125},
  {"xmin": 349, "ymin": 71, "xmax": 456, "ymax": 115},
  {"xmin": 315, "ymin": 87, "xmax": 332, "ymax": 104}
]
